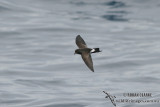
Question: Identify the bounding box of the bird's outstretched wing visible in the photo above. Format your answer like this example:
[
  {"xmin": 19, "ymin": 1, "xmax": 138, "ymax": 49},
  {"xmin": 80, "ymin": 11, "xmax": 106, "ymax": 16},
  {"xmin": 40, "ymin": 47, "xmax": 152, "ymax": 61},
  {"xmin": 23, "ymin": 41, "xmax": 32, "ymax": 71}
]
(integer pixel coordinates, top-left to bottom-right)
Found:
[
  {"xmin": 76, "ymin": 35, "xmax": 87, "ymax": 48},
  {"xmin": 81, "ymin": 52, "xmax": 94, "ymax": 72}
]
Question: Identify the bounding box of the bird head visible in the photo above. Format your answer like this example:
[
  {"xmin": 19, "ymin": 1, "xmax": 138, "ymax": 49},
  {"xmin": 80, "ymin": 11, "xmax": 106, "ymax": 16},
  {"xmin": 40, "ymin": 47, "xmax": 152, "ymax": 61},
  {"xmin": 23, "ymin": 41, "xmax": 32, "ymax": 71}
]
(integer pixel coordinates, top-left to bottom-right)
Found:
[{"xmin": 74, "ymin": 49, "xmax": 81, "ymax": 55}]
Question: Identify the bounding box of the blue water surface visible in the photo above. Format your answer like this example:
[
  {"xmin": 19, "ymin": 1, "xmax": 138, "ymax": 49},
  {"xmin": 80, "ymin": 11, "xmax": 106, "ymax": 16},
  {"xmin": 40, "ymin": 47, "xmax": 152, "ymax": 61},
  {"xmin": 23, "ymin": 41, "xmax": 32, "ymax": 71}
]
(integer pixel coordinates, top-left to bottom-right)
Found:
[{"xmin": 0, "ymin": 0, "xmax": 160, "ymax": 107}]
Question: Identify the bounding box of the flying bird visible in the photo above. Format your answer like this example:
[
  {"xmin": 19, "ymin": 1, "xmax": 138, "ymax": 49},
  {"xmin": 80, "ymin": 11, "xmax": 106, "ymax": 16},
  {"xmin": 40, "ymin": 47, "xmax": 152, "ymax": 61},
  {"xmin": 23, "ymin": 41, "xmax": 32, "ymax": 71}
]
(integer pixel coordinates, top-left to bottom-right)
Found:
[{"xmin": 74, "ymin": 35, "xmax": 101, "ymax": 72}]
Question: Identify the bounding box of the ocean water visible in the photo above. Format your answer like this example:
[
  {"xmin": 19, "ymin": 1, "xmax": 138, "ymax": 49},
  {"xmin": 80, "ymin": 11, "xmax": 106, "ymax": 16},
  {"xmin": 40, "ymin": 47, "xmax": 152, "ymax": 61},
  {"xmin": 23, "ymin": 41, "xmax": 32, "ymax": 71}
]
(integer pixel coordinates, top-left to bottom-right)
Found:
[{"xmin": 0, "ymin": 0, "xmax": 160, "ymax": 107}]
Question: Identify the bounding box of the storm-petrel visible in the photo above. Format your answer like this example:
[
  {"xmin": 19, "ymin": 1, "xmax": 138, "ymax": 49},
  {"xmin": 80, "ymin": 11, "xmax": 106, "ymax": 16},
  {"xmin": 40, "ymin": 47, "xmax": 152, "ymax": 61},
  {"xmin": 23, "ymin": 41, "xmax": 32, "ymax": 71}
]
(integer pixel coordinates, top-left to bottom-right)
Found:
[{"xmin": 74, "ymin": 35, "xmax": 101, "ymax": 72}]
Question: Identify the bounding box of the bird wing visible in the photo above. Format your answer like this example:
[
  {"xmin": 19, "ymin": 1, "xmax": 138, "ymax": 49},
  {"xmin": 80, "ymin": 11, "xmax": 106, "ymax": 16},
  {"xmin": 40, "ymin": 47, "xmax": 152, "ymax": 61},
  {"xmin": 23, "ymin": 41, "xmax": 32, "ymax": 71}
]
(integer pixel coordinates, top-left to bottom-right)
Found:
[
  {"xmin": 76, "ymin": 35, "xmax": 88, "ymax": 48},
  {"xmin": 81, "ymin": 52, "xmax": 94, "ymax": 72}
]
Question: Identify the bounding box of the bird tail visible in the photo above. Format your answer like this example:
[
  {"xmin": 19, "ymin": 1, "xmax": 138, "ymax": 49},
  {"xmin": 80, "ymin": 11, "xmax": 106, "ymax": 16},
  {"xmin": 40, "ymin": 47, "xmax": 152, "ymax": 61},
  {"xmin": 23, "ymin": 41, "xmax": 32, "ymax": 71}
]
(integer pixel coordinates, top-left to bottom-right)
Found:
[{"xmin": 91, "ymin": 48, "xmax": 101, "ymax": 53}]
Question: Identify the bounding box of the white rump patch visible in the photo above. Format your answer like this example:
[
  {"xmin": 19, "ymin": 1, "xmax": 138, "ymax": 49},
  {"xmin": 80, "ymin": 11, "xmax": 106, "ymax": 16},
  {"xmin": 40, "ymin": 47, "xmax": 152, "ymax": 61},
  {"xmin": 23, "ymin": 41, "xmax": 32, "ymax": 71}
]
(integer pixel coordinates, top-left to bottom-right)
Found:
[{"xmin": 91, "ymin": 49, "xmax": 95, "ymax": 53}]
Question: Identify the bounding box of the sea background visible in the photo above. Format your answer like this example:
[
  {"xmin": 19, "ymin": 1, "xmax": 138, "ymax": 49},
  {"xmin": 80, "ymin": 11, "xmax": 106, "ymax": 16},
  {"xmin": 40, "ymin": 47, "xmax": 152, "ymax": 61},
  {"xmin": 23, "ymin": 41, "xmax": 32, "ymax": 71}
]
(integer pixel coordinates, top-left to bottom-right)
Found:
[{"xmin": 0, "ymin": 0, "xmax": 160, "ymax": 107}]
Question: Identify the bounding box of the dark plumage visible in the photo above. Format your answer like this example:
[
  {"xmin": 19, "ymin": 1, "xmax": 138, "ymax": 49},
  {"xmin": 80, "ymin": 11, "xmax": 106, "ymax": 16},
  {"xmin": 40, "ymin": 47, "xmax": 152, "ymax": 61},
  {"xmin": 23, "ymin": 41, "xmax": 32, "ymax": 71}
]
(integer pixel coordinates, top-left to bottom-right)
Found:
[{"xmin": 74, "ymin": 35, "xmax": 101, "ymax": 72}]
